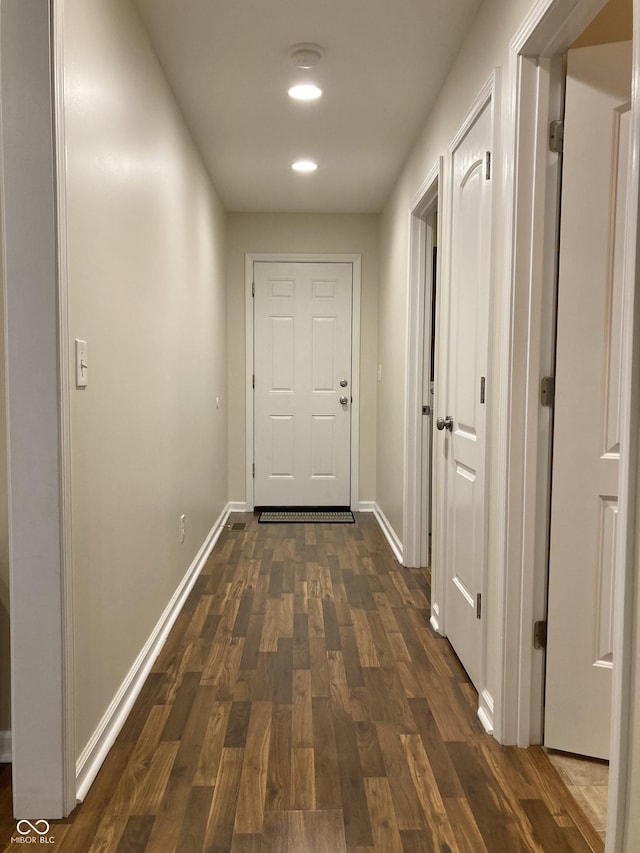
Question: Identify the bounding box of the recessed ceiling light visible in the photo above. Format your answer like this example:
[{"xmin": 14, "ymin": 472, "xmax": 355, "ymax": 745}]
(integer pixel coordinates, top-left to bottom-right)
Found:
[
  {"xmin": 292, "ymin": 160, "xmax": 318, "ymax": 173},
  {"xmin": 288, "ymin": 84, "xmax": 323, "ymax": 101}
]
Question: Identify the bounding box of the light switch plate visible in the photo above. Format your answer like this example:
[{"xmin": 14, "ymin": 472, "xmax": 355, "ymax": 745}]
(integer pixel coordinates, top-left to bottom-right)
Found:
[{"xmin": 75, "ymin": 339, "xmax": 88, "ymax": 388}]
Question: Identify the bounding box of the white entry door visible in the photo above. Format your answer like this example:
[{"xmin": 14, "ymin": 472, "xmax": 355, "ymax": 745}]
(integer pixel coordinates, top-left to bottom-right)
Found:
[
  {"xmin": 441, "ymin": 93, "xmax": 493, "ymax": 692},
  {"xmin": 253, "ymin": 261, "xmax": 353, "ymax": 507},
  {"xmin": 544, "ymin": 42, "xmax": 632, "ymax": 759}
]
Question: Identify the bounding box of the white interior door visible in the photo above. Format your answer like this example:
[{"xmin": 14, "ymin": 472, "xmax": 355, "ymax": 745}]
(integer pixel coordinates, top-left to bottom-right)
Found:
[
  {"xmin": 441, "ymin": 95, "xmax": 493, "ymax": 692},
  {"xmin": 545, "ymin": 42, "xmax": 632, "ymax": 760},
  {"xmin": 253, "ymin": 261, "xmax": 353, "ymax": 507}
]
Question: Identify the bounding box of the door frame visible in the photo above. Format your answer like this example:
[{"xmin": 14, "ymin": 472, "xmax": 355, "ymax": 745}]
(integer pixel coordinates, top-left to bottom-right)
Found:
[
  {"xmin": 0, "ymin": 0, "xmax": 76, "ymax": 817},
  {"xmin": 403, "ymin": 162, "xmax": 442, "ymax": 573},
  {"xmin": 499, "ymin": 0, "xmax": 639, "ymax": 849},
  {"xmin": 245, "ymin": 253, "xmax": 362, "ymax": 510}
]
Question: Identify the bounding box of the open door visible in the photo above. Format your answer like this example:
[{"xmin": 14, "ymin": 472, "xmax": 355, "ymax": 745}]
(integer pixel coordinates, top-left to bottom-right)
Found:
[{"xmin": 545, "ymin": 41, "xmax": 632, "ymax": 759}]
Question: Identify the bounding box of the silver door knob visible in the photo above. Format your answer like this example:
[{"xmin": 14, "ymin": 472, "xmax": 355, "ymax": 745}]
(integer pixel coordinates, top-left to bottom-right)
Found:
[
  {"xmin": 436, "ymin": 415, "xmax": 453, "ymax": 431},
  {"xmin": 339, "ymin": 396, "xmax": 349, "ymax": 405},
  {"xmin": 339, "ymin": 379, "xmax": 348, "ymax": 387}
]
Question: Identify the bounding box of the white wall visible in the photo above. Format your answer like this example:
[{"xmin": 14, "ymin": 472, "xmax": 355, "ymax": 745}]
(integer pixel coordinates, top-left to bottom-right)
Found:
[
  {"xmin": 377, "ymin": 0, "xmax": 534, "ymax": 536},
  {"xmin": 377, "ymin": 0, "xmax": 546, "ymax": 725},
  {"xmin": 63, "ymin": 0, "xmax": 228, "ymax": 759},
  {"xmin": 377, "ymin": 5, "xmax": 640, "ymax": 850},
  {"xmin": 226, "ymin": 213, "xmax": 379, "ymax": 506},
  {"xmin": 0, "ymin": 251, "xmax": 9, "ymax": 738}
]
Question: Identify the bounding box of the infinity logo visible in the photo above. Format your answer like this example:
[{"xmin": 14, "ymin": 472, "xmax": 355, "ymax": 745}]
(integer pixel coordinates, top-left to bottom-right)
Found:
[{"xmin": 16, "ymin": 819, "xmax": 50, "ymax": 836}]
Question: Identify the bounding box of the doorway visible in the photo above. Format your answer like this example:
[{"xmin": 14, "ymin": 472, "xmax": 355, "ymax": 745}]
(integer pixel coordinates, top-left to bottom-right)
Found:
[
  {"xmin": 245, "ymin": 253, "xmax": 362, "ymax": 510},
  {"xmin": 545, "ymin": 36, "xmax": 632, "ymax": 762},
  {"xmin": 252, "ymin": 260, "xmax": 354, "ymax": 507},
  {"xmin": 403, "ymin": 167, "xmax": 441, "ymax": 578},
  {"xmin": 503, "ymin": 0, "xmax": 637, "ymax": 847}
]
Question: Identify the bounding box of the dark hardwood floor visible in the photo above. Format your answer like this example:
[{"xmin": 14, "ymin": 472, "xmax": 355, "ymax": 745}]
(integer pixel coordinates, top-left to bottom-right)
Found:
[{"xmin": 0, "ymin": 513, "xmax": 603, "ymax": 851}]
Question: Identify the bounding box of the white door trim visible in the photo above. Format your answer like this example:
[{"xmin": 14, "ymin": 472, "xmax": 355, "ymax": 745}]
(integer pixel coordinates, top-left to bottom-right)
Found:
[
  {"xmin": 499, "ymin": 1, "xmax": 637, "ymax": 850},
  {"xmin": 0, "ymin": 0, "xmax": 76, "ymax": 817},
  {"xmin": 53, "ymin": 0, "xmax": 77, "ymax": 815},
  {"xmin": 245, "ymin": 253, "xmax": 361, "ymax": 509},
  {"xmin": 403, "ymin": 162, "xmax": 441, "ymax": 572}
]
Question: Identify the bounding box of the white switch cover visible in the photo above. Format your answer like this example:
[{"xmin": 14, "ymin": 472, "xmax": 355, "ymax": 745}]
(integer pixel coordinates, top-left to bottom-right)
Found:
[{"xmin": 75, "ymin": 339, "xmax": 88, "ymax": 388}]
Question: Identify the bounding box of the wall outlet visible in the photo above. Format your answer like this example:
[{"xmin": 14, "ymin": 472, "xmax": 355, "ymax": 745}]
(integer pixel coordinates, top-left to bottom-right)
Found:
[{"xmin": 179, "ymin": 514, "xmax": 186, "ymax": 544}]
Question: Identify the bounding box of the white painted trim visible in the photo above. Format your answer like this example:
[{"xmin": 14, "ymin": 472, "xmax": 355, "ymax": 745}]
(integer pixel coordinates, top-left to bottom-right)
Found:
[
  {"xmin": 607, "ymin": 10, "xmax": 640, "ymax": 850},
  {"xmin": 498, "ymin": 0, "xmax": 625, "ymax": 750},
  {"xmin": 432, "ymin": 159, "xmax": 452, "ymax": 641},
  {"xmin": 245, "ymin": 254, "xmax": 254, "ymax": 511},
  {"xmin": 499, "ymin": 3, "xmax": 638, "ymax": 850},
  {"xmin": 351, "ymin": 257, "xmax": 362, "ymax": 511},
  {"xmin": 0, "ymin": 731, "xmax": 11, "ymax": 763},
  {"xmin": 357, "ymin": 501, "xmax": 376, "ymax": 513},
  {"xmin": 75, "ymin": 504, "xmax": 231, "ymax": 801},
  {"xmin": 52, "ymin": 0, "xmax": 77, "ymax": 814},
  {"xmin": 1, "ymin": 0, "xmax": 70, "ymax": 819},
  {"xmin": 403, "ymin": 161, "xmax": 440, "ymax": 569},
  {"xmin": 429, "ymin": 603, "xmax": 441, "ymax": 635},
  {"xmin": 511, "ymin": 0, "xmax": 607, "ymax": 56},
  {"xmin": 227, "ymin": 501, "xmax": 251, "ymax": 513},
  {"xmin": 498, "ymin": 50, "xmax": 564, "ymax": 749},
  {"xmin": 372, "ymin": 503, "xmax": 403, "ymax": 565},
  {"xmin": 245, "ymin": 253, "xmax": 362, "ymax": 510},
  {"xmin": 478, "ymin": 689, "xmax": 495, "ymax": 735},
  {"xmin": 448, "ymin": 72, "xmax": 497, "ymax": 156}
]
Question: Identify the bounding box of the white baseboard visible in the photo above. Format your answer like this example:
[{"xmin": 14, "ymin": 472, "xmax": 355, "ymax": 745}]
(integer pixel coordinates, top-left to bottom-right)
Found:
[
  {"xmin": 430, "ymin": 602, "xmax": 441, "ymax": 635},
  {"xmin": 357, "ymin": 501, "xmax": 376, "ymax": 512},
  {"xmin": 75, "ymin": 502, "xmax": 232, "ymax": 801},
  {"xmin": 478, "ymin": 688, "xmax": 495, "ymax": 734},
  {"xmin": 0, "ymin": 730, "xmax": 11, "ymax": 763},
  {"xmin": 372, "ymin": 503, "xmax": 404, "ymax": 565},
  {"xmin": 227, "ymin": 501, "xmax": 251, "ymax": 513}
]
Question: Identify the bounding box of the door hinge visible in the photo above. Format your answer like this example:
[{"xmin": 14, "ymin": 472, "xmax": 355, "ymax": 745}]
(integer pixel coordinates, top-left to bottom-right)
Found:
[
  {"xmin": 485, "ymin": 151, "xmax": 491, "ymax": 180},
  {"xmin": 549, "ymin": 120, "xmax": 564, "ymax": 154},
  {"xmin": 252, "ymin": 281, "xmax": 255, "ymax": 297},
  {"xmin": 252, "ymin": 463, "xmax": 255, "ymax": 478},
  {"xmin": 541, "ymin": 376, "xmax": 555, "ymax": 407},
  {"xmin": 422, "ymin": 404, "xmax": 431, "ymax": 416},
  {"xmin": 533, "ymin": 620, "xmax": 547, "ymax": 650},
  {"xmin": 252, "ymin": 373, "xmax": 255, "ymax": 389},
  {"xmin": 480, "ymin": 376, "xmax": 486, "ymax": 404},
  {"xmin": 476, "ymin": 593, "xmax": 482, "ymax": 620}
]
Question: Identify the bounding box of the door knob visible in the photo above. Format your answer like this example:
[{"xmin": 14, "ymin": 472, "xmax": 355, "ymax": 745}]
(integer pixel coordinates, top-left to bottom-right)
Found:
[
  {"xmin": 339, "ymin": 379, "xmax": 348, "ymax": 387},
  {"xmin": 339, "ymin": 396, "xmax": 349, "ymax": 405},
  {"xmin": 436, "ymin": 415, "xmax": 453, "ymax": 431}
]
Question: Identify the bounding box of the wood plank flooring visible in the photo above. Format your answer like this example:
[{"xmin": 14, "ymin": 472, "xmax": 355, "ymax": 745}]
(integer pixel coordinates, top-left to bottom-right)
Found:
[{"xmin": 0, "ymin": 513, "xmax": 604, "ymax": 852}]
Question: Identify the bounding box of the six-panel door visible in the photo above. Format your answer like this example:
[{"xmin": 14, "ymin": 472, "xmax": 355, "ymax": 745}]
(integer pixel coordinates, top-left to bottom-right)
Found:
[{"xmin": 253, "ymin": 261, "xmax": 353, "ymax": 507}]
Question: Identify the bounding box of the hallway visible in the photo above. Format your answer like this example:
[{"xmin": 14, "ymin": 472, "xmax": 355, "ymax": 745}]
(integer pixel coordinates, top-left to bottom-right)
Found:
[{"xmin": 0, "ymin": 514, "xmax": 603, "ymax": 851}]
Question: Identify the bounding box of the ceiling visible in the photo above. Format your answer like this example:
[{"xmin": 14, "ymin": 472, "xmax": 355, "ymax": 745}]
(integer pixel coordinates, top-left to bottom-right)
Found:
[{"xmin": 133, "ymin": 0, "xmax": 483, "ymax": 213}]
